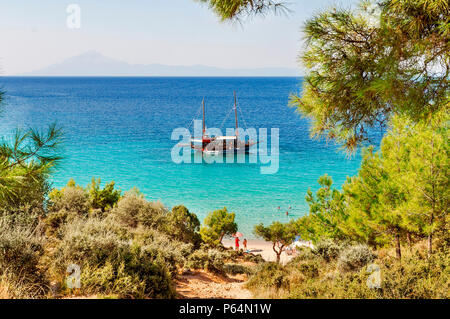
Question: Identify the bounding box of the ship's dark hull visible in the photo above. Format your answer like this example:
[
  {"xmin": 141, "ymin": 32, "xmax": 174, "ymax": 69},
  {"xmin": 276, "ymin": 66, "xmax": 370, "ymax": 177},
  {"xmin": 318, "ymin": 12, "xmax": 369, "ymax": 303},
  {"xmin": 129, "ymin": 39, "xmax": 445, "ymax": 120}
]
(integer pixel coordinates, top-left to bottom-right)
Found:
[{"xmin": 201, "ymin": 144, "xmax": 252, "ymax": 155}]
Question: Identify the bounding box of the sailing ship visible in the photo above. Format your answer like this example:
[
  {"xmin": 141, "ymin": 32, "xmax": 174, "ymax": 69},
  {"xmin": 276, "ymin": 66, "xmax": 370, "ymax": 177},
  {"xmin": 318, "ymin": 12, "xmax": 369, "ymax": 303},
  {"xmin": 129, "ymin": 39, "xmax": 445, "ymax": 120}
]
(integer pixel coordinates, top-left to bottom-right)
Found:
[{"xmin": 190, "ymin": 92, "xmax": 257, "ymax": 155}]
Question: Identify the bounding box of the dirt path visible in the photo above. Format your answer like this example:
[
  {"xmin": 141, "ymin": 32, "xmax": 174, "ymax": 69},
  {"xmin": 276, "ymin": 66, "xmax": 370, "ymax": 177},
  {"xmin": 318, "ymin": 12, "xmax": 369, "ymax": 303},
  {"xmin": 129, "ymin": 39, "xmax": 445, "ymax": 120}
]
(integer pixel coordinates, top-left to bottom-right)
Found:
[{"xmin": 175, "ymin": 270, "xmax": 253, "ymax": 299}]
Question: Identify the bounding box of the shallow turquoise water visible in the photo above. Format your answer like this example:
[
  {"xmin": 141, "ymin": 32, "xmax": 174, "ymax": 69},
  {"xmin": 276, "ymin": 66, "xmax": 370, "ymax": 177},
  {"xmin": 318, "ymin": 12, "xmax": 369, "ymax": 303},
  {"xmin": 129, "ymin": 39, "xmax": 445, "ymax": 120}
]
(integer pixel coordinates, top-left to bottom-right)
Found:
[{"xmin": 0, "ymin": 77, "xmax": 381, "ymax": 236}]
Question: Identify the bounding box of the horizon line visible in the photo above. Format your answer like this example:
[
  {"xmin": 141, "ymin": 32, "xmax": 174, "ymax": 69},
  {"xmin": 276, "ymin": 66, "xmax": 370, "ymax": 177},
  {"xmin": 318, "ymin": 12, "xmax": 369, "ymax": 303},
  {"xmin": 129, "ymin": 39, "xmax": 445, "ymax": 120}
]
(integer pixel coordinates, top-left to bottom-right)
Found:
[{"xmin": 0, "ymin": 75, "xmax": 303, "ymax": 78}]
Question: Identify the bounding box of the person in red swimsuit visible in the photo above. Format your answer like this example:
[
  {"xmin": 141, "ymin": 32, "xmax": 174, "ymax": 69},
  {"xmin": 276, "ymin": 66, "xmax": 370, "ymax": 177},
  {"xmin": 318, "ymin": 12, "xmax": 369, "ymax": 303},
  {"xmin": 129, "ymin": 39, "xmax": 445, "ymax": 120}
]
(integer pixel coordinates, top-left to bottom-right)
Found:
[{"xmin": 235, "ymin": 237, "xmax": 240, "ymax": 251}]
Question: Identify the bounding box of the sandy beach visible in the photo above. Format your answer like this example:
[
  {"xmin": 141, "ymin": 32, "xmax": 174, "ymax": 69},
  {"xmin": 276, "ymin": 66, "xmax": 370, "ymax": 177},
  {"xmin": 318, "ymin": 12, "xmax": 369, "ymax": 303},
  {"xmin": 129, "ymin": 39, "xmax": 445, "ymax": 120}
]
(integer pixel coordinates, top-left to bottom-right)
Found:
[{"xmin": 223, "ymin": 239, "xmax": 295, "ymax": 264}]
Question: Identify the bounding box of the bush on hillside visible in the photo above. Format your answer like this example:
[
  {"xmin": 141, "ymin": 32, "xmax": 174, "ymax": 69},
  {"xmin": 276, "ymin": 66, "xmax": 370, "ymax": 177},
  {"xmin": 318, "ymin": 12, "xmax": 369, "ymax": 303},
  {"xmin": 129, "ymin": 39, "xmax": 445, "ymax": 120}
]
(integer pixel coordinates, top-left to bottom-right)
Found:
[
  {"xmin": 376, "ymin": 250, "xmax": 449, "ymax": 299},
  {"xmin": 220, "ymin": 247, "xmax": 265, "ymax": 264},
  {"xmin": 246, "ymin": 262, "xmax": 289, "ymax": 290},
  {"xmin": 185, "ymin": 247, "xmax": 227, "ymax": 274},
  {"xmin": 51, "ymin": 216, "xmax": 174, "ymax": 298},
  {"xmin": 294, "ymin": 246, "xmax": 316, "ymax": 261},
  {"xmin": 243, "ymin": 253, "xmax": 265, "ymax": 264},
  {"xmin": 133, "ymin": 226, "xmax": 194, "ymax": 274},
  {"xmin": 246, "ymin": 244, "xmax": 449, "ymax": 299},
  {"xmin": 312, "ymin": 239, "xmax": 345, "ymax": 262},
  {"xmin": 337, "ymin": 244, "xmax": 376, "ymax": 272},
  {"xmin": 288, "ymin": 250, "xmax": 450, "ymax": 299},
  {"xmin": 44, "ymin": 209, "xmax": 72, "ymax": 237},
  {"xmin": 110, "ymin": 192, "xmax": 167, "ymax": 229},
  {"xmin": 87, "ymin": 178, "xmax": 121, "ymax": 212},
  {"xmin": 48, "ymin": 185, "xmax": 90, "ymax": 216},
  {"xmin": 165, "ymin": 205, "xmax": 201, "ymax": 247},
  {"xmin": 0, "ymin": 217, "xmax": 48, "ymax": 298},
  {"xmin": 223, "ymin": 263, "xmax": 254, "ymax": 275}
]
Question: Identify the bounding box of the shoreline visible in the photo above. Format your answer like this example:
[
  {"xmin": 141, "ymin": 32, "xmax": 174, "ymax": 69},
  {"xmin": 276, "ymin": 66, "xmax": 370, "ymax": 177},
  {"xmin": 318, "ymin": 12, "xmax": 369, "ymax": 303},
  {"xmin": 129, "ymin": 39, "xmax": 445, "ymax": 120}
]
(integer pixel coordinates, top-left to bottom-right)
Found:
[{"xmin": 223, "ymin": 239, "xmax": 295, "ymax": 264}]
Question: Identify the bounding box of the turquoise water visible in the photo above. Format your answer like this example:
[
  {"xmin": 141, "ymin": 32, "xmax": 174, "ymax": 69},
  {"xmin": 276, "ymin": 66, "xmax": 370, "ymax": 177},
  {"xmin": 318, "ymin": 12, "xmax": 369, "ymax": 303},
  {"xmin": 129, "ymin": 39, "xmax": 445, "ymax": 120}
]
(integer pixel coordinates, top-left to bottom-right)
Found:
[{"xmin": 0, "ymin": 77, "xmax": 380, "ymax": 236}]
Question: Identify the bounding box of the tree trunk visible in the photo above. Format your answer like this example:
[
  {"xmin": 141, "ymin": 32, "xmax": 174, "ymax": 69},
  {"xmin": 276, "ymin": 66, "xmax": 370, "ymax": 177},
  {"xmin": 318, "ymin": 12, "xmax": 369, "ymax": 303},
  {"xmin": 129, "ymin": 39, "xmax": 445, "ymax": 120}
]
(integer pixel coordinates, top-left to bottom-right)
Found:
[
  {"xmin": 407, "ymin": 233, "xmax": 412, "ymax": 248},
  {"xmin": 427, "ymin": 233, "xmax": 433, "ymax": 257},
  {"xmin": 395, "ymin": 230, "xmax": 401, "ymax": 260},
  {"xmin": 273, "ymin": 243, "xmax": 282, "ymax": 264},
  {"xmin": 427, "ymin": 215, "xmax": 434, "ymax": 258},
  {"xmin": 276, "ymin": 252, "xmax": 281, "ymax": 263}
]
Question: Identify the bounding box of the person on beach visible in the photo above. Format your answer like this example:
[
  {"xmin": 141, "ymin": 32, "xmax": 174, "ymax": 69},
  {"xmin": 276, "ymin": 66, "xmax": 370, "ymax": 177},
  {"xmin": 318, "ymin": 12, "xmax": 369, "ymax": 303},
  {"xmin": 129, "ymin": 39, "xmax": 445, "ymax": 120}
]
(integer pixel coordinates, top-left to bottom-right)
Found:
[
  {"xmin": 235, "ymin": 236, "xmax": 240, "ymax": 251},
  {"xmin": 243, "ymin": 238, "xmax": 248, "ymax": 251}
]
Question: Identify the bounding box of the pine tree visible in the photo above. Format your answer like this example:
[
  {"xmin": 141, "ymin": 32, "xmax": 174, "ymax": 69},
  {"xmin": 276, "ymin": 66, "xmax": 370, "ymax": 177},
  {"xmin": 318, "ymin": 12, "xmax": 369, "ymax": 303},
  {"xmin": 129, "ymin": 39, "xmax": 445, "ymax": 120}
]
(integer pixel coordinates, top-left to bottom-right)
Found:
[
  {"xmin": 298, "ymin": 174, "xmax": 348, "ymax": 242},
  {"xmin": 344, "ymin": 113, "xmax": 449, "ymax": 258},
  {"xmin": 290, "ymin": 0, "xmax": 449, "ymax": 151},
  {"xmin": 254, "ymin": 221, "xmax": 297, "ymax": 263},
  {"xmin": 399, "ymin": 113, "xmax": 449, "ymax": 256},
  {"xmin": 196, "ymin": 0, "xmax": 288, "ymax": 22},
  {"xmin": 0, "ymin": 91, "xmax": 62, "ymax": 208}
]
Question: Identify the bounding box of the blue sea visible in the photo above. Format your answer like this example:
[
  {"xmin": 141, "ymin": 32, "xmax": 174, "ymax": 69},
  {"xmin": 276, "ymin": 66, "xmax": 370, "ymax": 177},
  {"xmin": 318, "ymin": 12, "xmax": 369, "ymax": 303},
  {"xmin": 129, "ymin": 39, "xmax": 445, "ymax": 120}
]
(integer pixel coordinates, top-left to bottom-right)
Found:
[{"xmin": 0, "ymin": 77, "xmax": 380, "ymax": 236}]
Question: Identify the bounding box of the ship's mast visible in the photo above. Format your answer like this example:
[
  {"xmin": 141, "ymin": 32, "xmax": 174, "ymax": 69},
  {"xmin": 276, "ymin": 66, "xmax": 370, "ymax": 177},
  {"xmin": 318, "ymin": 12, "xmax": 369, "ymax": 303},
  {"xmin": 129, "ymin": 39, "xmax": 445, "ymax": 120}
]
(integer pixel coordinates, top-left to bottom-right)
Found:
[
  {"xmin": 202, "ymin": 98, "xmax": 206, "ymax": 137},
  {"xmin": 234, "ymin": 91, "xmax": 238, "ymax": 138}
]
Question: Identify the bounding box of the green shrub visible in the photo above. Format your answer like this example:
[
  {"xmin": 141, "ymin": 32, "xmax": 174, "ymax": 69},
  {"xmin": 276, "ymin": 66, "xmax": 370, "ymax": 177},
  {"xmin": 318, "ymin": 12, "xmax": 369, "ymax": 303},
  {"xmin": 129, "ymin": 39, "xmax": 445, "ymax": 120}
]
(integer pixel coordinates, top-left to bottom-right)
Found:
[
  {"xmin": 46, "ymin": 181, "xmax": 92, "ymax": 236},
  {"xmin": 87, "ymin": 178, "xmax": 121, "ymax": 212},
  {"xmin": 166, "ymin": 205, "xmax": 201, "ymax": 247},
  {"xmin": 185, "ymin": 249, "xmax": 208, "ymax": 270},
  {"xmin": 116, "ymin": 245, "xmax": 174, "ymax": 298},
  {"xmin": 133, "ymin": 227, "xmax": 194, "ymax": 274},
  {"xmin": 48, "ymin": 190, "xmax": 211, "ymax": 298},
  {"xmin": 282, "ymin": 246, "xmax": 449, "ymax": 299},
  {"xmin": 48, "ymin": 185, "xmax": 90, "ymax": 216},
  {"xmin": 111, "ymin": 192, "xmax": 167, "ymax": 229},
  {"xmin": 375, "ymin": 250, "xmax": 449, "ymax": 299},
  {"xmin": 246, "ymin": 262, "xmax": 288, "ymax": 290},
  {"xmin": 55, "ymin": 217, "xmax": 128, "ymax": 265},
  {"xmin": 223, "ymin": 263, "xmax": 254, "ymax": 275},
  {"xmin": 294, "ymin": 247, "xmax": 316, "ymax": 261},
  {"xmin": 312, "ymin": 239, "xmax": 345, "ymax": 262},
  {"xmin": 290, "ymin": 250, "xmax": 449, "ymax": 299},
  {"xmin": 298, "ymin": 263, "xmax": 320, "ymax": 278},
  {"xmin": 51, "ymin": 216, "xmax": 174, "ymax": 298},
  {"xmin": 285, "ymin": 256, "xmax": 321, "ymax": 285},
  {"xmin": 78, "ymin": 253, "xmax": 174, "ymax": 299},
  {"xmin": 221, "ymin": 247, "xmax": 242, "ymax": 259},
  {"xmin": 243, "ymin": 253, "xmax": 265, "ymax": 264},
  {"xmin": 0, "ymin": 217, "xmax": 48, "ymax": 298},
  {"xmin": 185, "ymin": 247, "xmax": 226, "ymax": 274},
  {"xmin": 44, "ymin": 209, "xmax": 71, "ymax": 236},
  {"xmin": 337, "ymin": 244, "xmax": 376, "ymax": 272}
]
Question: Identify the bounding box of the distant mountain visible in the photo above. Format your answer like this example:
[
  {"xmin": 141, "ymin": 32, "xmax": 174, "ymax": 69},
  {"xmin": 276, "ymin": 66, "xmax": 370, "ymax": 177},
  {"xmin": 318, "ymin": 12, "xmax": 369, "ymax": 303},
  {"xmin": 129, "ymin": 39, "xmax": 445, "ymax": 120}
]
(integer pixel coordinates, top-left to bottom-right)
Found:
[{"xmin": 27, "ymin": 51, "xmax": 300, "ymax": 77}]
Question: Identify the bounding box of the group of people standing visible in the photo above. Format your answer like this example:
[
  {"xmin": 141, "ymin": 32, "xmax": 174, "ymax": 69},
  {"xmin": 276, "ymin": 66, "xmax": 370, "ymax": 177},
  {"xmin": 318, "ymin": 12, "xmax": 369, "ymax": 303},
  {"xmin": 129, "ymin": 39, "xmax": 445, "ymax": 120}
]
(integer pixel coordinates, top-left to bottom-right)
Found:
[{"xmin": 235, "ymin": 237, "xmax": 247, "ymax": 251}]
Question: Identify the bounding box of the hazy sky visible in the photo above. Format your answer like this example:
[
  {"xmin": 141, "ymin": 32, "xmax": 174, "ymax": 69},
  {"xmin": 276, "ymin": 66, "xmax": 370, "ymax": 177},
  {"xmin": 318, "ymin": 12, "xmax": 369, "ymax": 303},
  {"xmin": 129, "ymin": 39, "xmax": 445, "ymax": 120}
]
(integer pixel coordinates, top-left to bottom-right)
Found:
[{"xmin": 0, "ymin": 0, "xmax": 358, "ymax": 75}]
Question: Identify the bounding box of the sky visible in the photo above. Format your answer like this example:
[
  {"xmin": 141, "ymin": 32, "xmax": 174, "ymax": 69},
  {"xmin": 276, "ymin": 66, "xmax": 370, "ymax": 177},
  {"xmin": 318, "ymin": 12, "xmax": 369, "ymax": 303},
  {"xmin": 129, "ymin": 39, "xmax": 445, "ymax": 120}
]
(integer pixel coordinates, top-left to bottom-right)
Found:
[{"xmin": 0, "ymin": 0, "xmax": 359, "ymax": 75}]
